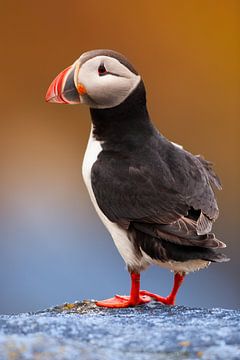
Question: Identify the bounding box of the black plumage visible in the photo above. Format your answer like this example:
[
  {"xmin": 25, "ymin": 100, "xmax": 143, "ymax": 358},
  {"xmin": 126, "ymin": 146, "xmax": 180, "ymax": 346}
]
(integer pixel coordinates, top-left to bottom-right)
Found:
[{"xmin": 90, "ymin": 77, "xmax": 228, "ymax": 268}]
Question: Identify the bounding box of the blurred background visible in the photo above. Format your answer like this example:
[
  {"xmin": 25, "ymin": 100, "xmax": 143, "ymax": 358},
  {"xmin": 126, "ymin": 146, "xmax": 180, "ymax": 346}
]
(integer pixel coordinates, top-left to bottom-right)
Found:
[{"xmin": 0, "ymin": 1, "xmax": 239, "ymax": 314}]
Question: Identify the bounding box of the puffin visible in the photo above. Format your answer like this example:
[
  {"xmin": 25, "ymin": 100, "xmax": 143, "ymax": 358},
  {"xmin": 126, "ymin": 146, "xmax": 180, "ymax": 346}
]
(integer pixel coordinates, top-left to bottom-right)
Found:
[{"xmin": 45, "ymin": 49, "xmax": 229, "ymax": 308}]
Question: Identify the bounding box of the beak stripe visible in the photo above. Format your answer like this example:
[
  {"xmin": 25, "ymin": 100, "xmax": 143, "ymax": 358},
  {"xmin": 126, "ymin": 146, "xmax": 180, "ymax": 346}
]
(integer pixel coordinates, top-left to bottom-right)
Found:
[
  {"xmin": 56, "ymin": 66, "xmax": 72, "ymax": 103},
  {"xmin": 62, "ymin": 66, "xmax": 81, "ymax": 104}
]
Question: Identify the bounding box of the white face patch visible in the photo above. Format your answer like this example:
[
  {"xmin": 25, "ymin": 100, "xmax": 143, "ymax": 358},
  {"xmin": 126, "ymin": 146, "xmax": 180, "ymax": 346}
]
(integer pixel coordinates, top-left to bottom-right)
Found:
[{"xmin": 76, "ymin": 56, "xmax": 141, "ymax": 109}]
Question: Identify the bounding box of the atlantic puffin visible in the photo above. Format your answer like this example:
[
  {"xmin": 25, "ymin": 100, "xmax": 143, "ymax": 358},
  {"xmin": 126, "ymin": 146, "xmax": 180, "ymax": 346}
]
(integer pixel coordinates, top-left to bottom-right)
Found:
[{"xmin": 45, "ymin": 49, "xmax": 229, "ymax": 308}]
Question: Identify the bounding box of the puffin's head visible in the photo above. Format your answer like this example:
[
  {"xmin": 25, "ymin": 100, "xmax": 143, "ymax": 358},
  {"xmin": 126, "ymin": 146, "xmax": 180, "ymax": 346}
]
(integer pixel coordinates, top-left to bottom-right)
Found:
[{"xmin": 45, "ymin": 50, "xmax": 141, "ymax": 109}]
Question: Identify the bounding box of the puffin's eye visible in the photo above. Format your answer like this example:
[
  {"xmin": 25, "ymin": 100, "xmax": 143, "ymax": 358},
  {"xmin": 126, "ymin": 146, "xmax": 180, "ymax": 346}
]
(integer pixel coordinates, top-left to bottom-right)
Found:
[{"xmin": 98, "ymin": 64, "xmax": 107, "ymax": 76}]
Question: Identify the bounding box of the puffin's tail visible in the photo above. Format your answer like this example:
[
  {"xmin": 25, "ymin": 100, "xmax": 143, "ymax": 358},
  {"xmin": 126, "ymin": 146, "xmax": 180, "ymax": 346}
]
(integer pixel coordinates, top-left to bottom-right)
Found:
[
  {"xmin": 199, "ymin": 250, "xmax": 230, "ymax": 263},
  {"xmin": 130, "ymin": 225, "xmax": 230, "ymax": 264}
]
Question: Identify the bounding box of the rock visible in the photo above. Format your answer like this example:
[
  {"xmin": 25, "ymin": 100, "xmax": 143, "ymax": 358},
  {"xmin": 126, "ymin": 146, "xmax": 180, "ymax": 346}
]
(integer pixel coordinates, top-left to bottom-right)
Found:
[{"xmin": 0, "ymin": 301, "xmax": 239, "ymax": 360}]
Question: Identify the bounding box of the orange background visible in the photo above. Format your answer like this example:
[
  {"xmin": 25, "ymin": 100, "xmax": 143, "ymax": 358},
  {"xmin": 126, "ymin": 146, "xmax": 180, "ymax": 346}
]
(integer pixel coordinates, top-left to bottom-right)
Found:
[{"xmin": 0, "ymin": 1, "xmax": 239, "ymax": 313}]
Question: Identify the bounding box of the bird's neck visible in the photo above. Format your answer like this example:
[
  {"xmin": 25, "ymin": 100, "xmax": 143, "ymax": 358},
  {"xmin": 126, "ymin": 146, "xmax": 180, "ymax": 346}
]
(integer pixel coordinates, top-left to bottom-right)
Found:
[{"xmin": 89, "ymin": 81, "xmax": 155, "ymax": 148}]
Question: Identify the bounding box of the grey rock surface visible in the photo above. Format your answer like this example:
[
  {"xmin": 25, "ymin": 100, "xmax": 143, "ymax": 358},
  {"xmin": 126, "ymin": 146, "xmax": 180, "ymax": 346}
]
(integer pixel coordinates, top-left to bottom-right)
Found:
[{"xmin": 0, "ymin": 301, "xmax": 239, "ymax": 360}]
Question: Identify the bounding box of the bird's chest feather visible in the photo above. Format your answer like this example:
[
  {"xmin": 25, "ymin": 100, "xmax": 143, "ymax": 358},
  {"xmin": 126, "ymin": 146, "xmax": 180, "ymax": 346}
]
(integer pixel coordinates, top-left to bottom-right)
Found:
[
  {"xmin": 82, "ymin": 128, "xmax": 145, "ymax": 269},
  {"xmin": 82, "ymin": 128, "xmax": 105, "ymax": 218}
]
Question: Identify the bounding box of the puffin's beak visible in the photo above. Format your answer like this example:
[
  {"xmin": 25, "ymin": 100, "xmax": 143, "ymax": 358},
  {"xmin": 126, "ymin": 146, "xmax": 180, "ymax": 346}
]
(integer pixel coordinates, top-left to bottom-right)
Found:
[{"xmin": 45, "ymin": 62, "xmax": 81, "ymax": 104}]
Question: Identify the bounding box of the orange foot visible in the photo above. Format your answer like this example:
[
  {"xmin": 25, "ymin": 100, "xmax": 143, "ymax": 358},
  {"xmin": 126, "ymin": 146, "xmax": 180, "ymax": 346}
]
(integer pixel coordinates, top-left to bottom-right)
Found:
[
  {"xmin": 139, "ymin": 290, "xmax": 175, "ymax": 305},
  {"xmin": 96, "ymin": 294, "xmax": 151, "ymax": 308},
  {"xmin": 139, "ymin": 273, "xmax": 185, "ymax": 306}
]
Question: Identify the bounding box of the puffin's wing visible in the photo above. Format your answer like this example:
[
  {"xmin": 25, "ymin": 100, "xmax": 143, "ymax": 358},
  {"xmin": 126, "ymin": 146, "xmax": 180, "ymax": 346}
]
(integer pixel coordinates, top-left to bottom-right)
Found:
[{"xmin": 91, "ymin": 138, "xmax": 222, "ymax": 246}]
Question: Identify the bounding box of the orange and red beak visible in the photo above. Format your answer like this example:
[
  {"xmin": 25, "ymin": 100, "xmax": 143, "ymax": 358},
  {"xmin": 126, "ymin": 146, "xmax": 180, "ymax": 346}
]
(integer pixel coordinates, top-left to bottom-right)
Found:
[{"xmin": 45, "ymin": 62, "xmax": 81, "ymax": 104}]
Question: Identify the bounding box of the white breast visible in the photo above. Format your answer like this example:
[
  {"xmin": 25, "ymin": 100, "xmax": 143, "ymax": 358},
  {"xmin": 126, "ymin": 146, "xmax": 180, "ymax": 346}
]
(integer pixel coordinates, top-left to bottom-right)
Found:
[{"xmin": 82, "ymin": 126, "xmax": 149, "ymax": 270}]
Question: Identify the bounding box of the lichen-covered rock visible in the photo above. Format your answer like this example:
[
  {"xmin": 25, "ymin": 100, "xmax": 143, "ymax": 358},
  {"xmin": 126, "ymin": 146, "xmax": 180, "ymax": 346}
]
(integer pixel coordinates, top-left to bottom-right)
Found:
[{"xmin": 0, "ymin": 301, "xmax": 239, "ymax": 360}]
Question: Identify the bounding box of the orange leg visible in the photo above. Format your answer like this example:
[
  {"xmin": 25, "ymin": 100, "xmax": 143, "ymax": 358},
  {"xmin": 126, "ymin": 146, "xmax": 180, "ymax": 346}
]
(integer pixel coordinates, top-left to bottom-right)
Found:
[
  {"xmin": 140, "ymin": 273, "xmax": 185, "ymax": 305},
  {"xmin": 96, "ymin": 272, "xmax": 151, "ymax": 308}
]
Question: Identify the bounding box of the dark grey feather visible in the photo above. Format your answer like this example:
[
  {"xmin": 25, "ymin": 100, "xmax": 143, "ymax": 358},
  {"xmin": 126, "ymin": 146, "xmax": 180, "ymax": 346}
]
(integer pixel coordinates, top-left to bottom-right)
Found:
[
  {"xmin": 89, "ymin": 81, "xmax": 228, "ymax": 264},
  {"xmin": 196, "ymin": 155, "xmax": 222, "ymax": 190},
  {"xmin": 129, "ymin": 226, "xmax": 229, "ymax": 263}
]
